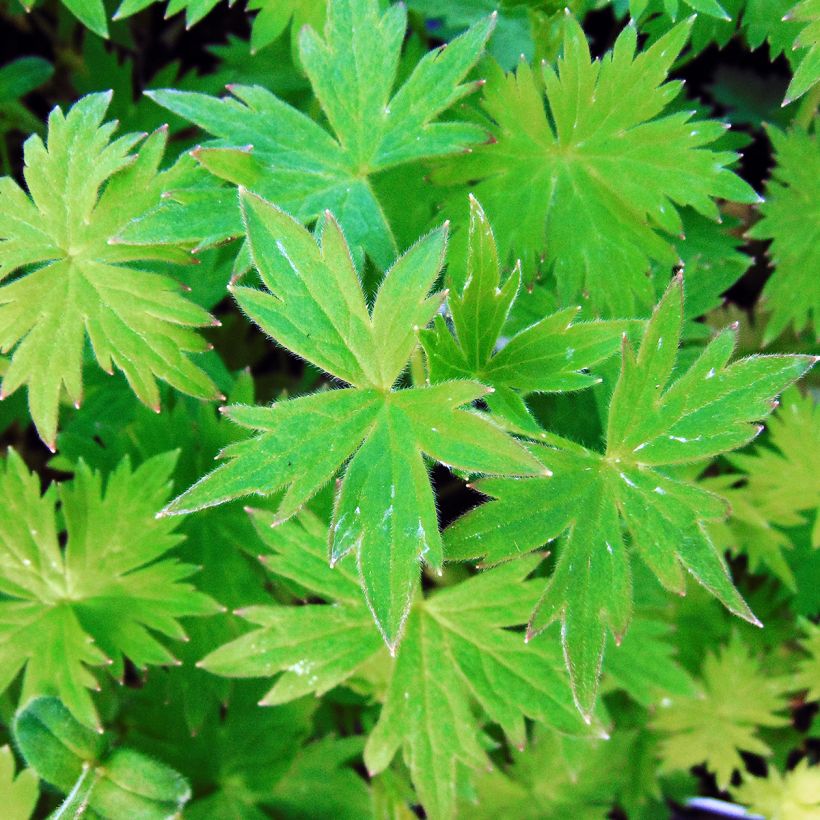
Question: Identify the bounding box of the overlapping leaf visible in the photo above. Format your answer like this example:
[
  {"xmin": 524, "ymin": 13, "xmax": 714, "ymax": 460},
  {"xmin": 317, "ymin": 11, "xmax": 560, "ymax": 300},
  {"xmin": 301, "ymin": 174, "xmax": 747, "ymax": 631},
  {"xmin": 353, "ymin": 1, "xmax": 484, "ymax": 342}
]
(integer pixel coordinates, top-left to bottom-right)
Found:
[
  {"xmin": 0, "ymin": 450, "xmax": 219, "ymax": 728},
  {"xmin": 0, "ymin": 92, "xmax": 219, "ymax": 449},
  {"xmin": 137, "ymin": 0, "xmax": 494, "ymax": 268},
  {"xmin": 653, "ymin": 634, "xmax": 791, "ymax": 789},
  {"xmin": 162, "ymin": 190, "xmax": 542, "ymax": 648},
  {"xmin": 434, "ymin": 17, "xmax": 759, "ymax": 315},
  {"xmin": 202, "ymin": 510, "xmax": 596, "ymax": 820},
  {"xmin": 747, "ymin": 126, "xmax": 819, "ymax": 344},
  {"xmin": 734, "ymin": 759, "xmax": 820, "ymax": 820},
  {"xmin": 445, "ymin": 276, "xmax": 814, "ymax": 716},
  {"xmin": 784, "ymin": 0, "xmax": 820, "ymax": 104},
  {"xmin": 14, "ymin": 697, "xmax": 191, "ymax": 818},
  {"xmin": 420, "ymin": 195, "xmax": 629, "ymax": 434}
]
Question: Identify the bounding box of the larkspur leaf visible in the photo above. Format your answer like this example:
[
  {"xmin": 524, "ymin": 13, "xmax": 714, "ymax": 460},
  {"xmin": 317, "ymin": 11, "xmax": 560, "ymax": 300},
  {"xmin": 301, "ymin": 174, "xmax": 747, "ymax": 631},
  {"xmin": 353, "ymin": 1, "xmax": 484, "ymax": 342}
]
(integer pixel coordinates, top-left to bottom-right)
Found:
[
  {"xmin": 0, "ymin": 450, "xmax": 219, "ymax": 728},
  {"xmin": 0, "ymin": 93, "xmax": 219, "ymax": 448},
  {"xmin": 433, "ymin": 17, "xmax": 760, "ymax": 315},
  {"xmin": 144, "ymin": 0, "xmax": 495, "ymax": 267},
  {"xmin": 166, "ymin": 191, "xmax": 542, "ymax": 649},
  {"xmin": 446, "ymin": 276, "xmax": 814, "ymax": 716}
]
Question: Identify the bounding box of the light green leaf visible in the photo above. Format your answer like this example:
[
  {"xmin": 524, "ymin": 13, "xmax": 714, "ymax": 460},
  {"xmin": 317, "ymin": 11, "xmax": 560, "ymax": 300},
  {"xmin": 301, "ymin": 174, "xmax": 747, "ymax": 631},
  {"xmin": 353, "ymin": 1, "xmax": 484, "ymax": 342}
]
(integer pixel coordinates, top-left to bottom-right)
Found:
[
  {"xmin": 0, "ymin": 745, "xmax": 38, "ymax": 820},
  {"xmin": 653, "ymin": 634, "xmax": 791, "ymax": 790},
  {"xmin": 0, "ymin": 450, "xmax": 219, "ymax": 728},
  {"xmin": 165, "ymin": 192, "xmax": 542, "ymax": 648},
  {"xmin": 434, "ymin": 18, "xmax": 759, "ymax": 315},
  {"xmin": 0, "ymin": 93, "xmax": 219, "ymax": 448},
  {"xmin": 365, "ymin": 556, "xmax": 598, "ymax": 820},
  {"xmin": 747, "ymin": 126, "xmax": 820, "ymax": 344},
  {"xmin": 733, "ymin": 759, "xmax": 820, "ymax": 820},
  {"xmin": 784, "ymin": 0, "xmax": 820, "ymax": 103}
]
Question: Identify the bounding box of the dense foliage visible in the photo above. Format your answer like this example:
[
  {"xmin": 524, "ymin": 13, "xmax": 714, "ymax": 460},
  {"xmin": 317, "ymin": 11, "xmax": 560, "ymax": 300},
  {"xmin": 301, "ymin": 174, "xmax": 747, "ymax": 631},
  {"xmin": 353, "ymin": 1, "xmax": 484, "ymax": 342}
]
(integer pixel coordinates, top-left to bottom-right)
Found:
[{"xmin": 0, "ymin": 0, "xmax": 818, "ymax": 817}]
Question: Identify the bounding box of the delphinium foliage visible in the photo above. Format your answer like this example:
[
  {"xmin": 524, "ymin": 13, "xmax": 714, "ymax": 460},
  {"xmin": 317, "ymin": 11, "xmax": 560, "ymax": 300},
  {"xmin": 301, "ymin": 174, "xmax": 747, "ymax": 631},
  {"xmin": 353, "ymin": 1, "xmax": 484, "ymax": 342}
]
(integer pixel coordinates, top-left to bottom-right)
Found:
[{"xmin": 0, "ymin": 0, "xmax": 818, "ymax": 817}]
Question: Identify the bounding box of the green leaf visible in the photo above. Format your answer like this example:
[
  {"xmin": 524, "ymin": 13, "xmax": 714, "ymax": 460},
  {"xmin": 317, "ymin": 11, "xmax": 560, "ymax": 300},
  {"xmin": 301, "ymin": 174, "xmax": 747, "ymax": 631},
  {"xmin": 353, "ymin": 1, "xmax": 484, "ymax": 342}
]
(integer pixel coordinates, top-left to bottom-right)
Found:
[
  {"xmin": 200, "ymin": 510, "xmax": 384, "ymax": 703},
  {"xmin": 144, "ymin": 0, "xmax": 494, "ymax": 268},
  {"xmin": 460, "ymin": 725, "xmax": 661, "ymax": 820},
  {"xmin": 0, "ymin": 450, "xmax": 220, "ymax": 728},
  {"xmin": 794, "ymin": 618, "xmax": 820, "ymax": 702},
  {"xmin": 61, "ymin": 0, "xmax": 108, "ymax": 37},
  {"xmin": 164, "ymin": 192, "xmax": 542, "ymax": 649},
  {"xmin": 603, "ymin": 616, "xmax": 695, "ymax": 706},
  {"xmin": 0, "ymin": 745, "xmax": 38, "ymax": 820},
  {"xmin": 446, "ymin": 276, "xmax": 814, "ymax": 716},
  {"xmin": 204, "ymin": 515, "xmax": 595, "ymax": 820},
  {"xmin": 434, "ymin": 18, "xmax": 759, "ymax": 315},
  {"xmin": 14, "ymin": 697, "xmax": 190, "ymax": 818},
  {"xmin": 653, "ymin": 633, "xmax": 791, "ymax": 790},
  {"xmin": 420, "ymin": 196, "xmax": 629, "ymax": 420},
  {"xmin": 784, "ymin": 0, "xmax": 820, "ymax": 103},
  {"xmin": 0, "ymin": 57, "xmax": 53, "ymax": 104},
  {"xmin": 747, "ymin": 126, "xmax": 820, "ymax": 344},
  {"xmin": 365, "ymin": 556, "xmax": 598, "ymax": 820},
  {"xmin": 0, "ymin": 93, "xmax": 219, "ymax": 449}
]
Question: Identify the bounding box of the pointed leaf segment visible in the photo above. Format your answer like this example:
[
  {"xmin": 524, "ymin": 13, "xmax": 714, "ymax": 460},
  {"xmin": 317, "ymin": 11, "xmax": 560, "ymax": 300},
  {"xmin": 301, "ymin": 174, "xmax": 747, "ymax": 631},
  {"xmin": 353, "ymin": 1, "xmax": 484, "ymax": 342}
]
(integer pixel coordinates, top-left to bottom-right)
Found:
[
  {"xmin": 202, "ymin": 513, "xmax": 597, "ymax": 820},
  {"xmin": 420, "ymin": 195, "xmax": 631, "ymax": 434},
  {"xmin": 435, "ymin": 17, "xmax": 760, "ymax": 315}
]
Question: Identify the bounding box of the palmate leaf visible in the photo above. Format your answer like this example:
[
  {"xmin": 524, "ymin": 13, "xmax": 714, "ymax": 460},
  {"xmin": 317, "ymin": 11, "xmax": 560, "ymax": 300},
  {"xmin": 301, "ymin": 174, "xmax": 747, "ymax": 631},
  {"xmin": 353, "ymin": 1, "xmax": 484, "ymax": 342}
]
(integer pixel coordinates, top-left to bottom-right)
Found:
[
  {"xmin": 461, "ymin": 725, "xmax": 661, "ymax": 820},
  {"xmin": 703, "ymin": 386, "xmax": 819, "ymax": 587},
  {"xmin": 138, "ymin": 0, "xmax": 494, "ymax": 268},
  {"xmin": 202, "ymin": 510, "xmax": 596, "ymax": 820},
  {"xmin": 434, "ymin": 17, "xmax": 759, "ymax": 316},
  {"xmin": 420, "ymin": 195, "xmax": 630, "ymax": 434},
  {"xmin": 734, "ymin": 759, "xmax": 820, "ymax": 820},
  {"xmin": 0, "ymin": 92, "xmax": 220, "ymax": 449},
  {"xmin": 162, "ymin": 190, "xmax": 542, "ymax": 649},
  {"xmin": 747, "ymin": 126, "xmax": 820, "ymax": 344},
  {"xmin": 0, "ymin": 450, "xmax": 219, "ymax": 729},
  {"xmin": 653, "ymin": 634, "xmax": 791, "ymax": 790},
  {"xmin": 445, "ymin": 276, "xmax": 814, "ymax": 717}
]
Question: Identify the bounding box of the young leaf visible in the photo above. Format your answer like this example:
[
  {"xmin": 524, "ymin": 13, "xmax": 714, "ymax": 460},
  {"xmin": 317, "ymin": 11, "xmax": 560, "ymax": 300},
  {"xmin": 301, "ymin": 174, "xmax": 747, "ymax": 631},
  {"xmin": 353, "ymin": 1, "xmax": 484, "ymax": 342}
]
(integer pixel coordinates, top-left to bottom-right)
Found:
[
  {"xmin": 434, "ymin": 17, "xmax": 759, "ymax": 315},
  {"xmin": 0, "ymin": 450, "xmax": 220, "ymax": 729},
  {"xmin": 143, "ymin": 0, "xmax": 494, "ymax": 267},
  {"xmin": 0, "ymin": 93, "xmax": 219, "ymax": 449},
  {"xmin": 746, "ymin": 126, "xmax": 819, "ymax": 344},
  {"xmin": 163, "ymin": 191, "xmax": 542, "ymax": 649},
  {"xmin": 420, "ymin": 195, "xmax": 630, "ymax": 432},
  {"xmin": 14, "ymin": 697, "xmax": 191, "ymax": 818},
  {"xmin": 653, "ymin": 634, "xmax": 791, "ymax": 790},
  {"xmin": 445, "ymin": 276, "xmax": 814, "ymax": 716},
  {"xmin": 733, "ymin": 759, "xmax": 820, "ymax": 820},
  {"xmin": 0, "ymin": 745, "xmax": 38, "ymax": 820}
]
